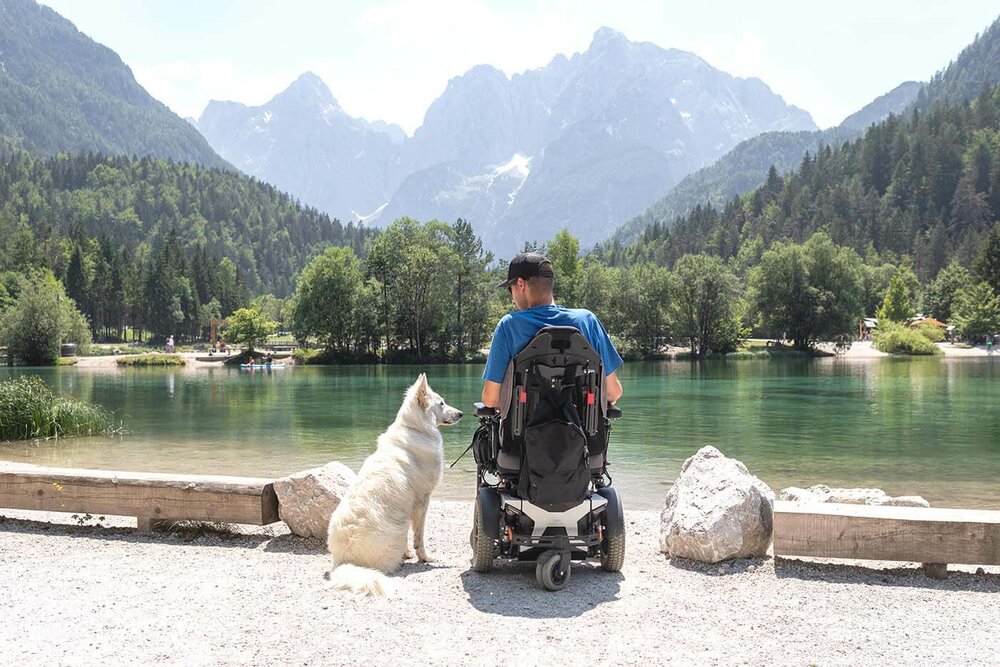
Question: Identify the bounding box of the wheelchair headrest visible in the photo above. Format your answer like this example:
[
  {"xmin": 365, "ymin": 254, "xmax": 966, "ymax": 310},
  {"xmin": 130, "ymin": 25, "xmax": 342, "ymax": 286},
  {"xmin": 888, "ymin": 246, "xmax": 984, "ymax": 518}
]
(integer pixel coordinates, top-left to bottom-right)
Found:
[{"xmin": 513, "ymin": 326, "xmax": 602, "ymax": 372}]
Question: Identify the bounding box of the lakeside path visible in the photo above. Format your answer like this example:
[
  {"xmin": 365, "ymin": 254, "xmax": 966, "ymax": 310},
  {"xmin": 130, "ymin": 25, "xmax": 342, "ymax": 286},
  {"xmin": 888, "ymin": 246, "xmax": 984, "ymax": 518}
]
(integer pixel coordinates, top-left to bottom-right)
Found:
[
  {"xmin": 68, "ymin": 341, "xmax": 994, "ymax": 369},
  {"xmin": 838, "ymin": 341, "xmax": 994, "ymax": 359},
  {"xmin": 2, "ymin": 501, "xmax": 998, "ymax": 665},
  {"xmin": 73, "ymin": 352, "xmax": 251, "ymax": 369}
]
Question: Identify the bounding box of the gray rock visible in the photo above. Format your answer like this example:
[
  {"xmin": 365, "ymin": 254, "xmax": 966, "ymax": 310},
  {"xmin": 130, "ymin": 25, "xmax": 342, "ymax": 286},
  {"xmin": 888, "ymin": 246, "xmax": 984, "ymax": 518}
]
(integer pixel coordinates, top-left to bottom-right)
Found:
[
  {"xmin": 660, "ymin": 446, "xmax": 775, "ymax": 563},
  {"xmin": 273, "ymin": 462, "xmax": 356, "ymax": 540},
  {"xmin": 778, "ymin": 484, "xmax": 930, "ymax": 507}
]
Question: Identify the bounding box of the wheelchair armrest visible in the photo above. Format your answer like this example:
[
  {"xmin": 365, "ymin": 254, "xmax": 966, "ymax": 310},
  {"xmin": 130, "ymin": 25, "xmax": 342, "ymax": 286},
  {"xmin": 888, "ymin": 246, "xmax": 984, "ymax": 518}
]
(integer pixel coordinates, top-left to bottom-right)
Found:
[
  {"xmin": 474, "ymin": 402, "xmax": 499, "ymax": 417},
  {"xmin": 607, "ymin": 405, "xmax": 622, "ymax": 419}
]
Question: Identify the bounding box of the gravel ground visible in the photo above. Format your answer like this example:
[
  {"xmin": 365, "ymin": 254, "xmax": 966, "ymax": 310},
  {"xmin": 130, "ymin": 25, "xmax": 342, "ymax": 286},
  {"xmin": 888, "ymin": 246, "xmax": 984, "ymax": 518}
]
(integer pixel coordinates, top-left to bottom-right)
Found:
[{"xmin": 1, "ymin": 501, "xmax": 998, "ymax": 666}]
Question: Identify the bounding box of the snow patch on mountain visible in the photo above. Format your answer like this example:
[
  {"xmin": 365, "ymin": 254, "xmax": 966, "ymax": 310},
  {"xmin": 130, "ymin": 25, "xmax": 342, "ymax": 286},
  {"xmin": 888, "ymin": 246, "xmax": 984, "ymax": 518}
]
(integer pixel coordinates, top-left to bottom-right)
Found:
[
  {"xmin": 354, "ymin": 202, "xmax": 388, "ymax": 224},
  {"xmin": 493, "ymin": 153, "xmax": 531, "ymax": 179}
]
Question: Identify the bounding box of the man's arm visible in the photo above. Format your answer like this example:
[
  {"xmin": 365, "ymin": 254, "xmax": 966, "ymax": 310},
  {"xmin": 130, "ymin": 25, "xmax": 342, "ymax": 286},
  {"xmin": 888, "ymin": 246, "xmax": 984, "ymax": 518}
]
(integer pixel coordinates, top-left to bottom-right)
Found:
[
  {"xmin": 481, "ymin": 380, "xmax": 502, "ymax": 409},
  {"xmin": 605, "ymin": 372, "xmax": 622, "ymax": 405}
]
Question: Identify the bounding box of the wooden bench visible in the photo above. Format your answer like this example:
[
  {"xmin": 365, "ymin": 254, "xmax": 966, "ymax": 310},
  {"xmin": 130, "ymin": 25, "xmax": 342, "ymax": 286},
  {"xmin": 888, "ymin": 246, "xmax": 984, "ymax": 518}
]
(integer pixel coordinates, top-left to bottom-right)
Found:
[
  {"xmin": 773, "ymin": 500, "xmax": 1000, "ymax": 578},
  {"xmin": 0, "ymin": 463, "xmax": 279, "ymax": 532}
]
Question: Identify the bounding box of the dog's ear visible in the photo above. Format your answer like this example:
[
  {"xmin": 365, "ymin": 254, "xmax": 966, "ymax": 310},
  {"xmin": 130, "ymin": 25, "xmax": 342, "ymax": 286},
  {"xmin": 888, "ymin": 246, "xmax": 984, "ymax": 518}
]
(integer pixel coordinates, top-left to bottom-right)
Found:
[{"xmin": 415, "ymin": 373, "xmax": 429, "ymax": 408}]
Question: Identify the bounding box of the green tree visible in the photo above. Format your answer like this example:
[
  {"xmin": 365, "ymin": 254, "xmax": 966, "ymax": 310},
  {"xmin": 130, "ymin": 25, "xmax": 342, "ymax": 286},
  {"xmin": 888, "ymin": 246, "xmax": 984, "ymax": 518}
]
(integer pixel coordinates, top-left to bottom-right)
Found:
[
  {"xmin": 877, "ymin": 270, "xmax": 915, "ymax": 323},
  {"xmin": 952, "ymin": 281, "xmax": 1000, "ymax": 340},
  {"xmin": 252, "ymin": 294, "xmax": 290, "ymax": 332},
  {"xmin": 548, "ymin": 229, "xmax": 582, "ymax": 306},
  {"xmin": 64, "ymin": 246, "xmax": 88, "ymax": 314},
  {"xmin": 223, "ymin": 306, "xmax": 277, "ymax": 354},
  {"xmin": 973, "ymin": 221, "xmax": 1000, "ymax": 293},
  {"xmin": 0, "ymin": 271, "xmax": 92, "ymax": 365},
  {"xmin": 607, "ymin": 262, "xmax": 671, "ymax": 357},
  {"xmin": 670, "ymin": 254, "xmax": 745, "ymax": 357},
  {"xmin": 750, "ymin": 233, "xmax": 864, "ymax": 350},
  {"xmin": 448, "ymin": 219, "xmax": 494, "ymax": 361},
  {"xmin": 291, "ymin": 247, "xmax": 364, "ymax": 353},
  {"xmin": 0, "ymin": 282, "xmax": 12, "ymax": 313},
  {"xmin": 923, "ymin": 261, "xmax": 974, "ymax": 322}
]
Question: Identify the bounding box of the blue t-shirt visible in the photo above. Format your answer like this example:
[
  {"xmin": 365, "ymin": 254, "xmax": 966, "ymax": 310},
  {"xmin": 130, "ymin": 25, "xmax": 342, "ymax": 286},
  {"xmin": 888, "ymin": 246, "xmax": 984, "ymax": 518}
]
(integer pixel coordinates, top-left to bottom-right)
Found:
[{"xmin": 483, "ymin": 305, "xmax": 623, "ymax": 383}]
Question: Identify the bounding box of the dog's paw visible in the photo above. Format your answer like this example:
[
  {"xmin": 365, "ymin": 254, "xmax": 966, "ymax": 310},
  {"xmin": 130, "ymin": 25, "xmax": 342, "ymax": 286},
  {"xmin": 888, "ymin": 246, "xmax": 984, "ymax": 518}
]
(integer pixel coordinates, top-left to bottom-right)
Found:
[
  {"xmin": 417, "ymin": 552, "xmax": 435, "ymax": 563},
  {"xmin": 403, "ymin": 548, "xmax": 415, "ymax": 560}
]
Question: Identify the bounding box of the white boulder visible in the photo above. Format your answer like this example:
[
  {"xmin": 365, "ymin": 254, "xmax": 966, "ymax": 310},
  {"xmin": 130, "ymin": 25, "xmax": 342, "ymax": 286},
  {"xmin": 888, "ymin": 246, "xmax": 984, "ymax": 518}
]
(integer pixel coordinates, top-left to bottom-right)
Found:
[
  {"xmin": 273, "ymin": 462, "xmax": 356, "ymax": 539},
  {"xmin": 660, "ymin": 446, "xmax": 775, "ymax": 563},
  {"xmin": 779, "ymin": 484, "xmax": 930, "ymax": 507}
]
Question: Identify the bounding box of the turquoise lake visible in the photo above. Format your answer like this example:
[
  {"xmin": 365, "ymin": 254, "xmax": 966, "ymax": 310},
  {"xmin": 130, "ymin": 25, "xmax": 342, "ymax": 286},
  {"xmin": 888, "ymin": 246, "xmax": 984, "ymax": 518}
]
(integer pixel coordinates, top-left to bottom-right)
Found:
[{"xmin": 1, "ymin": 359, "xmax": 998, "ymax": 509}]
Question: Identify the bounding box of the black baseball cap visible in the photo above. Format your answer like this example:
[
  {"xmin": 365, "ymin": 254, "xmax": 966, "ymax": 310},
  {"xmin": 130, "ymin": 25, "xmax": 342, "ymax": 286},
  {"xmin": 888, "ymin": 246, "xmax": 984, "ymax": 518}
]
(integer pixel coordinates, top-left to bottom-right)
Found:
[{"xmin": 497, "ymin": 252, "xmax": 554, "ymax": 289}]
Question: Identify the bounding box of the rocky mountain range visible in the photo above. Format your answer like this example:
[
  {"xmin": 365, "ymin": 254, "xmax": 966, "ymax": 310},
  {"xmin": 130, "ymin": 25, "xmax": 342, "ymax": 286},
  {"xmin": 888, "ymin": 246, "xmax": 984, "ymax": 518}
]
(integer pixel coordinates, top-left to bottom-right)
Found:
[
  {"xmin": 197, "ymin": 28, "xmax": 818, "ymax": 255},
  {"xmin": 617, "ymin": 14, "xmax": 1000, "ymax": 247},
  {"xmin": 614, "ymin": 81, "xmax": 926, "ymax": 244}
]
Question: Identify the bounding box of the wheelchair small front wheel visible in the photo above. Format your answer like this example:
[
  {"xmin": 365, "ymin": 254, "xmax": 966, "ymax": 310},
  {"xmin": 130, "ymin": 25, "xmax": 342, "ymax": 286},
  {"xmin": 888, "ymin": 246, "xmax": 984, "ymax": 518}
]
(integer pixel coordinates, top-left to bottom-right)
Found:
[{"xmin": 536, "ymin": 550, "xmax": 570, "ymax": 591}]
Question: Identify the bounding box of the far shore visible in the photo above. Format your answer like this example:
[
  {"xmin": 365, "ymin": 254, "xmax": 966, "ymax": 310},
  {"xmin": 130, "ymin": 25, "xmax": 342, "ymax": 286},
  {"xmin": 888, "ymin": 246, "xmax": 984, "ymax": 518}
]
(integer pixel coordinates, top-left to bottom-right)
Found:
[{"xmin": 52, "ymin": 340, "xmax": 997, "ymax": 369}]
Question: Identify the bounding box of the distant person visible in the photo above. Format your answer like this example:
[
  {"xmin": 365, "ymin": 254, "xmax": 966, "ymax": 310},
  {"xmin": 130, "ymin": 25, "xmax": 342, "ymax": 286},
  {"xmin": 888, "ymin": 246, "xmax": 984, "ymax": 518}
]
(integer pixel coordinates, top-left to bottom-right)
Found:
[
  {"xmin": 988, "ymin": 336, "xmax": 994, "ymax": 355},
  {"xmin": 481, "ymin": 252, "xmax": 623, "ymax": 410}
]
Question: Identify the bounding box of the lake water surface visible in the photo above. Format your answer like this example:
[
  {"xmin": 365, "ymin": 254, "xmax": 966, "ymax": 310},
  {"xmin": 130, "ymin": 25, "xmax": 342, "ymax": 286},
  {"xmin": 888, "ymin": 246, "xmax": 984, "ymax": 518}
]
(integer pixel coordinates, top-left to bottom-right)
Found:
[{"xmin": 2, "ymin": 359, "xmax": 998, "ymax": 509}]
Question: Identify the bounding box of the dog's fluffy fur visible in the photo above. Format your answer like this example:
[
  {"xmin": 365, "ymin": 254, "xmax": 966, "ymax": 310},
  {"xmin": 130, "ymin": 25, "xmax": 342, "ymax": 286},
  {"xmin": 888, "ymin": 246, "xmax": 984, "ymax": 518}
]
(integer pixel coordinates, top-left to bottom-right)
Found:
[{"xmin": 326, "ymin": 373, "xmax": 462, "ymax": 596}]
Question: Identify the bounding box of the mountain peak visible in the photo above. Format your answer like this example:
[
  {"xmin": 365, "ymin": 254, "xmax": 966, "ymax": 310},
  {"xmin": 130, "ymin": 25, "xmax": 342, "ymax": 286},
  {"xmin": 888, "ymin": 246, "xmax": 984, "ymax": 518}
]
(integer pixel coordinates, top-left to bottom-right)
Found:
[
  {"xmin": 279, "ymin": 72, "xmax": 340, "ymax": 109},
  {"xmin": 589, "ymin": 27, "xmax": 630, "ymax": 51}
]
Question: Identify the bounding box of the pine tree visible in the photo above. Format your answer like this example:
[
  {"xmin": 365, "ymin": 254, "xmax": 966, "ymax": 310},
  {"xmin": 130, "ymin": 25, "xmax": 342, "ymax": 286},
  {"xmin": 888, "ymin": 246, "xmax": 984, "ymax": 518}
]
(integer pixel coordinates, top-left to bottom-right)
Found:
[
  {"xmin": 877, "ymin": 270, "xmax": 915, "ymax": 323},
  {"xmin": 973, "ymin": 221, "xmax": 1000, "ymax": 292}
]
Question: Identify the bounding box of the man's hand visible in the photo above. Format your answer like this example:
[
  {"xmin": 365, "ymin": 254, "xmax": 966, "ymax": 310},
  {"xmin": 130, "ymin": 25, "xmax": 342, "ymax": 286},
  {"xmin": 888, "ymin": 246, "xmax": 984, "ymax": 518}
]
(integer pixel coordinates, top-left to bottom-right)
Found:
[
  {"xmin": 481, "ymin": 381, "xmax": 502, "ymax": 409},
  {"xmin": 605, "ymin": 372, "xmax": 622, "ymax": 404}
]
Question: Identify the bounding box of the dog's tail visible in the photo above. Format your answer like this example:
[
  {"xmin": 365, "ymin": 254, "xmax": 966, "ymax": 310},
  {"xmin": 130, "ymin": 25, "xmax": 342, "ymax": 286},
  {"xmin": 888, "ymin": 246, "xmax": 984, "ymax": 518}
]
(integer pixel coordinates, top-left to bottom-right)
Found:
[{"xmin": 325, "ymin": 563, "xmax": 394, "ymax": 597}]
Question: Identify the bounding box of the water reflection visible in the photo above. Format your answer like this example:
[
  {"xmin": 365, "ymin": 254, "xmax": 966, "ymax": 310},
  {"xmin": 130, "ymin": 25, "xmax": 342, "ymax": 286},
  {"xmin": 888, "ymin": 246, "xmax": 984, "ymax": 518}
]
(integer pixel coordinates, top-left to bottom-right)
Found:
[{"xmin": 0, "ymin": 359, "xmax": 997, "ymax": 509}]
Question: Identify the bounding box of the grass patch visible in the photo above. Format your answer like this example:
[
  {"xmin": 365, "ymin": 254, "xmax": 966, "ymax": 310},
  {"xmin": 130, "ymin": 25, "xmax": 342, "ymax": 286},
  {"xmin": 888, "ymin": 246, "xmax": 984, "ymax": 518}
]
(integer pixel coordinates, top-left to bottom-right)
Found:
[
  {"xmin": 0, "ymin": 375, "xmax": 114, "ymax": 440},
  {"xmin": 55, "ymin": 357, "xmax": 79, "ymax": 366},
  {"xmin": 873, "ymin": 321, "xmax": 941, "ymax": 356},
  {"xmin": 116, "ymin": 353, "xmax": 186, "ymax": 367}
]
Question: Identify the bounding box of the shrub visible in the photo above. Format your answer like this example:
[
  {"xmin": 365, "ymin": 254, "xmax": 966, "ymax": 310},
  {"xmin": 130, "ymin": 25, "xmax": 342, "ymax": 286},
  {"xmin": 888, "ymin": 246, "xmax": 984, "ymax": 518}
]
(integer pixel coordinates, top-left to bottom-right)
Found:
[
  {"xmin": 915, "ymin": 324, "xmax": 945, "ymax": 343},
  {"xmin": 873, "ymin": 321, "xmax": 940, "ymax": 355},
  {"xmin": 292, "ymin": 348, "xmax": 323, "ymax": 364},
  {"xmin": 116, "ymin": 354, "xmax": 185, "ymax": 366},
  {"xmin": 0, "ymin": 375, "xmax": 112, "ymax": 440}
]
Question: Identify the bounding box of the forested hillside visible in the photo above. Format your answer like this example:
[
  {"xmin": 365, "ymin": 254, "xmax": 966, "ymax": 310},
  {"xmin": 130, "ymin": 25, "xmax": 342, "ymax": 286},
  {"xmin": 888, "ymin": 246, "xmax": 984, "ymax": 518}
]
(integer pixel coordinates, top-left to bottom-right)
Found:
[
  {"xmin": 0, "ymin": 0, "xmax": 228, "ymax": 168},
  {"xmin": 614, "ymin": 14, "xmax": 1000, "ymax": 247},
  {"xmin": 916, "ymin": 17, "xmax": 1000, "ymax": 112},
  {"xmin": 602, "ymin": 84, "xmax": 1000, "ymax": 283},
  {"xmin": 0, "ymin": 151, "xmax": 372, "ymax": 341}
]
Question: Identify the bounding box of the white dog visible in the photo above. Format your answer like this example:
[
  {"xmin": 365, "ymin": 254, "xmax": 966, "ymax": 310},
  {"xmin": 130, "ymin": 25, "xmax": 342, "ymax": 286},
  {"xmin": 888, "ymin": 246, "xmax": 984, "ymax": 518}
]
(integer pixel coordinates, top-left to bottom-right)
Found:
[{"xmin": 326, "ymin": 373, "xmax": 463, "ymax": 596}]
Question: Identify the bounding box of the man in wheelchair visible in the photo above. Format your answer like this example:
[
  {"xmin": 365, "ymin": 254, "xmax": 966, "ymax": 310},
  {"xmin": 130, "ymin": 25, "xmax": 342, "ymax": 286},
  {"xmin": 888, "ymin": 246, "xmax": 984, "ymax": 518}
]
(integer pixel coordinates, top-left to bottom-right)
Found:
[{"xmin": 470, "ymin": 252, "xmax": 625, "ymax": 590}]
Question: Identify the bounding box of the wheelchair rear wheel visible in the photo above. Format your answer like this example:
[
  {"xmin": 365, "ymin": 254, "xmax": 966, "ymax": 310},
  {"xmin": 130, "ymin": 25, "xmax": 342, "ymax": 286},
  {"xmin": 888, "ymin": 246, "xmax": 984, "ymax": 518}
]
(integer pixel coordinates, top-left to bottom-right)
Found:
[
  {"xmin": 471, "ymin": 494, "xmax": 495, "ymax": 573},
  {"xmin": 599, "ymin": 487, "xmax": 626, "ymax": 572}
]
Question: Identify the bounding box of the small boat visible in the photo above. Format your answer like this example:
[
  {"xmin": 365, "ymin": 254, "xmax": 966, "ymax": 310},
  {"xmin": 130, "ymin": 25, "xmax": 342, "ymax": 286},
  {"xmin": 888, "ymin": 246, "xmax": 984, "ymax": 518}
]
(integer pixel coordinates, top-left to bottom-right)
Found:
[{"xmin": 240, "ymin": 363, "xmax": 286, "ymax": 370}]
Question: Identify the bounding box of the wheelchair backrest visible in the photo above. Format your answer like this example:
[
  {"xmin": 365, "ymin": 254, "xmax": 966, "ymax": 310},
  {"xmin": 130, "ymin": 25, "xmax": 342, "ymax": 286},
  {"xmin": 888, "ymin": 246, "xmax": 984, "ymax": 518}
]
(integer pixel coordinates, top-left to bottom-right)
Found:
[{"xmin": 499, "ymin": 326, "xmax": 605, "ymax": 439}]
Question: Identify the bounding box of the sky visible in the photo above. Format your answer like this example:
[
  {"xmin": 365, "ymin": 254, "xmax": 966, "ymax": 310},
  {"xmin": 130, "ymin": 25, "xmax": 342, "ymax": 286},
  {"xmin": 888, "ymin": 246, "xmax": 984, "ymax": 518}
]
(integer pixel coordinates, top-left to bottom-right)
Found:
[{"xmin": 41, "ymin": 0, "xmax": 1000, "ymax": 134}]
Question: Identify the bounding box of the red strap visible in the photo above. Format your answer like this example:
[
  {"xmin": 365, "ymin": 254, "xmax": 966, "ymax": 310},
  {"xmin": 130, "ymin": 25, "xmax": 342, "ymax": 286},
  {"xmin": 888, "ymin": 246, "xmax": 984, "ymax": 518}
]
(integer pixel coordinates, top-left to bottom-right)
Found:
[
  {"xmin": 519, "ymin": 389, "xmax": 527, "ymax": 403},
  {"xmin": 586, "ymin": 390, "xmax": 595, "ymax": 405}
]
